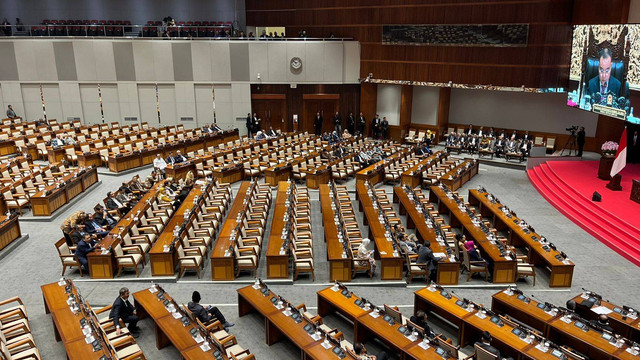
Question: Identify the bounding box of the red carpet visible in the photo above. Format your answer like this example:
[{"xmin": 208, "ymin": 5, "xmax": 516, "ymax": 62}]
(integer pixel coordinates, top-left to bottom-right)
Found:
[{"xmin": 527, "ymin": 161, "xmax": 640, "ymax": 266}]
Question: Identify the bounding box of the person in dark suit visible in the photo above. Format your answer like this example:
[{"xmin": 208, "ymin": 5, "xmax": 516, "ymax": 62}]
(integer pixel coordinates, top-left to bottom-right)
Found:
[
  {"xmin": 83, "ymin": 214, "xmax": 110, "ymax": 237},
  {"xmin": 166, "ymin": 151, "xmax": 176, "ymax": 165},
  {"xmin": 174, "ymin": 151, "xmax": 187, "ymax": 163},
  {"xmin": 466, "ymin": 124, "xmax": 475, "ymax": 136},
  {"xmin": 266, "ymin": 126, "xmax": 277, "ymax": 137},
  {"xmin": 357, "ymin": 113, "xmax": 366, "ymax": 136},
  {"xmin": 587, "ymin": 48, "xmax": 624, "ymax": 103},
  {"xmin": 187, "ymin": 291, "xmax": 235, "ymax": 331},
  {"xmin": 252, "ymin": 113, "xmax": 261, "ymax": 134},
  {"xmin": 475, "ymin": 331, "xmax": 501, "ymax": 357},
  {"xmin": 106, "ymin": 192, "xmax": 130, "ymax": 215},
  {"xmin": 371, "ymin": 115, "xmax": 381, "ymax": 139},
  {"xmin": 631, "ymin": 130, "xmax": 639, "ymax": 164},
  {"xmin": 591, "ymin": 314, "xmax": 615, "ymax": 333},
  {"xmin": 109, "ymin": 287, "xmax": 140, "ymax": 337},
  {"xmin": 347, "ymin": 112, "xmax": 355, "ymax": 135},
  {"xmin": 353, "ymin": 342, "xmax": 389, "ymax": 360},
  {"xmin": 314, "ymin": 112, "xmax": 323, "ymax": 136},
  {"xmin": 333, "ymin": 112, "xmax": 342, "ymax": 133},
  {"xmin": 409, "ymin": 310, "xmax": 436, "ymax": 338},
  {"xmin": 246, "ymin": 113, "xmax": 253, "ymax": 138},
  {"xmin": 70, "ymin": 225, "xmax": 86, "ymax": 245},
  {"xmin": 94, "ymin": 205, "xmax": 116, "ymax": 228},
  {"xmin": 416, "ymin": 242, "xmax": 441, "ymax": 281},
  {"xmin": 76, "ymin": 234, "xmax": 99, "ymax": 273},
  {"xmin": 381, "ymin": 117, "xmax": 389, "ymax": 140},
  {"xmin": 577, "ymin": 126, "xmax": 586, "ymax": 157}
]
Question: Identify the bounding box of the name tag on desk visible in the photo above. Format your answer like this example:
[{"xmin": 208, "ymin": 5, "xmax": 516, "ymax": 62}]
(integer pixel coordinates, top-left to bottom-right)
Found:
[
  {"xmin": 418, "ymin": 341, "xmax": 430, "ymax": 350},
  {"xmin": 534, "ymin": 344, "xmax": 549, "ymax": 353}
]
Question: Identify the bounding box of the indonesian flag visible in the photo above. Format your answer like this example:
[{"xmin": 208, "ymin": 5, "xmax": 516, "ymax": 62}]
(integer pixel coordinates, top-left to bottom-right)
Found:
[{"xmin": 610, "ymin": 127, "xmax": 627, "ymax": 177}]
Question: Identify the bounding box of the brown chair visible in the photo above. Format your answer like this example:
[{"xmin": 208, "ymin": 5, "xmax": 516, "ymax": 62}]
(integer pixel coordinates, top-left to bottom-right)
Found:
[
  {"xmin": 462, "ymin": 248, "xmax": 488, "ymax": 281},
  {"xmin": 176, "ymin": 243, "xmax": 204, "ymax": 279},
  {"xmin": 474, "ymin": 344, "xmax": 499, "ymax": 360},
  {"xmin": 55, "ymin": 238, "xmax": 82, "ymax": 276},
  {"xmin": 405, "ymin": 253, "xmax": 428, "ymax": 283},
  {"xmin": 516, "ymin": 261, "xmax": 536, "ymax": 286},
  {"xmin": 113, "ymin": 243, "xmax": 144, "ymax": 277},
  {"xmin": 292, "ymin": 247, "xmax": 314, "ymax": 281},
  {"xmin": 436, "ymin": 334, "xmax": 461, "ymax": 358},
  {"xmin": 352, "ymin": 256, "xmax": 373, "ymax": 279}
]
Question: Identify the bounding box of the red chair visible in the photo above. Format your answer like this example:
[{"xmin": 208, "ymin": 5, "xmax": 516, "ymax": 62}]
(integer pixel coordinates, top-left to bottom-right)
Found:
[
  {"xmin": 178, "ymin": 21, "xmax": 185, "ymax": 26},
  {"xmin": 51, "ymin": 19, "xmax": 58, "ymax": 24},
  {"xmin": 198, "ymin": 27, "xmax": 206, "ymax": 37},
  {"xmin": 69, "ymin": 20, "xmax": 76, "ymax": 25},
  {"xmin": 107, "ymin": 20, "xmax": 114, "ymax": 25},
  {"xmin": 42, "ymin": 19, "xmax": 50, "ymax": 24},
  {"xmin": 59, "ymin": 20, "xmax": 66, "ymax": 25},
  {"xmin": 83, "ymin": 20, "xmax": 90, "ymax": 25},
  {"xmin": 194, "ymin": 21, "xmax": 201, "ymax": 26},
  {"xmin": 105, "ymin": 26, "xmax": 113, "ymax": 36},
  {"xmin": 216, "ymin": 21, "xmax": 224, "ymax": 26},
  {"xmin": 206, "ymin": 27, "xmax": 215, "ymax": 37},
  {"xmin": 202, "ymin": 21, "xmax": 210, "ymax": 26},
  {"xmin": 91, "ymin": 19, "xmax": 98, "ymax": 24},
  {"xmin": 114, "ymin": 27, "xmax": 123, "ymax": 36},
  {"xmin": 186, "ymin": 21, "xmax": 193, "ymax": 26}
]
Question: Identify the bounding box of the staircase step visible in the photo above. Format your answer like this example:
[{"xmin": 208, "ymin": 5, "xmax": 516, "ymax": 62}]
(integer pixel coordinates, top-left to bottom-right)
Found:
[{"xmin": 527, "ymin": 167, "xmax": 640, "ymax": 267}]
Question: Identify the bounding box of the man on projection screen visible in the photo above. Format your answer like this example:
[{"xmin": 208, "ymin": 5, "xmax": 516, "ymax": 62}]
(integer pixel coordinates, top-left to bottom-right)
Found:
[{"xmin": 587, "ymin": 48, "xmax": 623, "ymax": 104}]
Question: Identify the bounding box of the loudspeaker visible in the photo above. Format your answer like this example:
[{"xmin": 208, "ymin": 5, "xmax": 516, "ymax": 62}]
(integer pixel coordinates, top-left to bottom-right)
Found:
[{"xmin": 592, "ymin": 191, "xmax": 602, "ymax": 202}]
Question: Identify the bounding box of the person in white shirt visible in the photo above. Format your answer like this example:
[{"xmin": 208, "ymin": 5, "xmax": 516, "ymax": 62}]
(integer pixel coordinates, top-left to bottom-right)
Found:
[
  {"xmin": 51, "ymin": 134, "xmax": 64, "ymax": 148},
  {"xmin": 64, "ymin": 134, "xmax": 77, "ymax": 145},
  {"xmin": 153, "ymin": 154, "xmax": 167, "ymax": 172}
]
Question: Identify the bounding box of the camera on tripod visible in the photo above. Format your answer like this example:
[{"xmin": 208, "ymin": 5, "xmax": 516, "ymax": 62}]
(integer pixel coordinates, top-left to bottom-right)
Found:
[{"xmin": 566, "ymin": 125, "xmax": 579, "ymax": 133}]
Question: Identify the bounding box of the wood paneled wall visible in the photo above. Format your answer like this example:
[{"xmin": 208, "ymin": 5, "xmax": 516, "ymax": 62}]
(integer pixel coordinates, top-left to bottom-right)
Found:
[
  {"xmin": 250, "ymin": 84, "xmax": 360, "ymax": 133},
  {"xmin": 247, "ymin": 0, "xmax": 576, "ymax": 88}
]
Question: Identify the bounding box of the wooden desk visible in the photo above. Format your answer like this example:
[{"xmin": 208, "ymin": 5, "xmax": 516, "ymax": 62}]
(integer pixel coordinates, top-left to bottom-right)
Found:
[
  {"xmin": 491, "ymin": 289, "xmax": 638, "ymax": 360},
  {"xmin": 400, "ymin": 151, "xmax": 447, "ymax": 188},
  {"xmin": 266, "ymin": 182, "xmax": 291, "ymax": 279},
  {"xmin": 319, "ymin": 185, "xmax": 352, "ymax": 282},
  {"xmin": 631, "ymin": 180, "xmax": 640, "ymax": 204},
  {"xmin": 416, "ymin": 286, "xmax": 584, "ymax": 360},
  {"xmin": 211, "ymin": 182, "xmax": 251, "ymax": 280},
  {"xmin": 356, "ymin": 182, "xmax": 403, "ymax": 280},
  {"xmin": 317, "ymin": 286, "xmax": 442, "ymax": 360},
  {"xmin": 133, "ymin": 288, "xmax": 224, "ymax": 359},
  {"xmin": 0, "ymin": 139, "xmax": 16, "ymax": 156},
  {"xmin": 88, "ymin": 181, "xmax": 164, "ymax": 279},
  {"xmin": 212, "ymin": 164, "xmax": 244, "ymax": 184},
  {"xmin": 238, "ymin": 285, "xmax": 343, "ymax": 360},
  {"xmin": 305, "ymin": 169, "xmax": 331, "ymax": 189},
  {"xmin": 0, "ymin": 215, "xmax": 21, "ymax": 252},
  {"xmin": 430, "ymin": 186, "xmax": 516, "ymax": 283},
  {"xmin": 47, "ymin": 146, "xmax": 65, "ymax": 163},
  {"xmin": 77, "ymin": 151, "xmax": 102, "ymax": 168},
  {"xmin": 264, "ymin": 165, "xmax": 292, "ymax": 186},
  {"xmin": 109, "ymin": 152, "xmax": 143, "ymax": 172},
  {"xmin": 469, "ymin": 189, "xmax": 574, "ymax": 287},
  {"xmin": 149, "ymin": 184, "xmax": 207, "ymax": 276},
  {"xmin": 41, "ymin": 281, "xmax": 113, "ymax": 360},
  {"xmin": 440, "ymin": 159, "xmax": 478, "ymax": 191},
  {"xmin": 570, "ymin": 293, "xmax": 640, "ymax": 342},
  {"xmin": 166, "ymin": 161, "xmax": 196, "ymax": 181},
  {"xmin": 394, "ymin": 186, "xmax": 460, "ymax": 285},
  {"xmin": 30, "ymin": 167, "xmax": 99, "ymax": 216},
  {"xmin": 355, "ymin": 146, "xmax": 410, "ymax": 185}
]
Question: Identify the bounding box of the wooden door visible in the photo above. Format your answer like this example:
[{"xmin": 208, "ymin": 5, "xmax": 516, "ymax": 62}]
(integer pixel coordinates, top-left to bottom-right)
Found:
[
  {"xmin": 302, "ymin": 94, "xmax": 340, "ymax": 134},
  {"xmin": 251, "ymin": 95, "xmax": 287, "ymax": 132}
]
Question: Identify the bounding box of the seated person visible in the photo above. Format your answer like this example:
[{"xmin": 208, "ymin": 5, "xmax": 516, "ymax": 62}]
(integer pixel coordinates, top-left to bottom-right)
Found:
[
  {"xmin": 106, "ymin": 191, "xmax": 131, "ymax": 215},
  {"xmin": 255, "ymin": 131, "xmax": 266, "ymax": 141},
  {"xmin": 591, "ymin": 314, "xmax": 615, "ymax": 333},
  {"xmin": 494, "ymin": 135, "xmax": 506, "ymax": 158},
  {"xmin": 342, "ymin": 129, "xmax": 352, "ymax": 139},
  {"xmin": 479, "ymin": 138, "xmax": 493, "ymax": 153},
  {"xmin": 356, "ymin": 239, "xmax": 376, "ymax": 274},
  {"xmin": 416, "ymin": 242, "xmax": 442, "ymax": 281},
  {"xmin": 76, "ymin": 233, "xmax": 100, "ymax": 273},
  {"xmin": 187, "ymin": 291, "xmax": 235, "ymax": 331},
  {"xmin": 153, "ymin": 154, "xmax": 167, "ymax": 172},
  {"xmin": 467, "ymin": 135, "xmax": 479, "ymax": 153},
  {"xmin": 465, "ymin": 240, "xmax": 493, "ymax": 277},
  {"xmin": 505, "ymin": 135, "xmax": 518, "ymax": 153},
  {"xmin": 409, "ymin": 310, "xmax": 436, "ymax": 338},
  {"xmin": 165, "ymin": 151, "xmax": 177, "ymax": 165},
  {"xmin": 174, "ymin": 150, "xmax": 188, "ymax": 163},
  {"xmin": 94, "ymin": 205, "xmax": 117, "ymax": 228},
  {"xmin": 109, "ymin": 287, "xmax": 140, "ymax": 337},
  {"xmin": 397, "ymin": 233, "xmax": 417, "ymax": 254},
  {"xmin": 212, "ymin": 123, "xmax": 223, "ymax": 132},
  {"xmin": 475, "ymin": 331, "xmax": 502, "ymax": 358},
  {"xmin": 353, "ymin": 342, "xmax": 388, "ymax": 360},
  {"xmin": 266, "ymin": 126, "xmax": 277, "ymax": 137},
  {"xmin": 158, "ymin": 186, "xmax": 174, "ymax": 203},
  {"xmin": 84, "ymin": 213, "xmax": 110, "ymax": 237}
]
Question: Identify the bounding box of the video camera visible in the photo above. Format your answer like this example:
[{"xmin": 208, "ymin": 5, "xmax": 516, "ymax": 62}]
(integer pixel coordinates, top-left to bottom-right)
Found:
[{"xmin": 566, "ymin": 126, "xmax": 578, "ymax": 132}]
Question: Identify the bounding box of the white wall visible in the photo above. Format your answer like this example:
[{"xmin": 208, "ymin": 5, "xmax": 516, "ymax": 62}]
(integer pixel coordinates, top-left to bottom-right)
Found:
[
  {"xmin": 449, "ymin": 89, "xmax": 599, "ymax": 137},
  {"xmin": 411, "ymin": 86, "xmax": 440, "ymax": 125},
  {"xmin": 376, "ymin": 85, "xmax": 402, "ymax": 126}
]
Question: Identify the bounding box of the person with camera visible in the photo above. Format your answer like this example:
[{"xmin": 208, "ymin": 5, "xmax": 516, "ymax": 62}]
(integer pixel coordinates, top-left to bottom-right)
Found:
[{"xmin": 577, "ymin": 126, "xmax": 585, "ymax": 157}]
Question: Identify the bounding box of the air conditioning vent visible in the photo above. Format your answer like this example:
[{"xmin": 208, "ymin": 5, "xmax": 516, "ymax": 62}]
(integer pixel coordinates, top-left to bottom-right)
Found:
[
  {"xmin": 124, "ymin": 117, "xmax": 138, "ymax": 122},
  {"xmin": 180, "ymin": 117, "xmax": 194, "ymax": 122}
]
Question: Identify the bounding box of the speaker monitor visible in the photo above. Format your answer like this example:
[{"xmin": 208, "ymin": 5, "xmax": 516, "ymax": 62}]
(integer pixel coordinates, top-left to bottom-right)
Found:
[{"xmin": 592, "ymin": 191, "xmax": 602, "ymax": 202}]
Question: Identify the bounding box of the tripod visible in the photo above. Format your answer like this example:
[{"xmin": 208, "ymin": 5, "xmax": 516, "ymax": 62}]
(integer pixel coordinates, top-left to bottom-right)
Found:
[{"xmin": 560, "ymin": 131, "xmax": 578, "ymax": 156}]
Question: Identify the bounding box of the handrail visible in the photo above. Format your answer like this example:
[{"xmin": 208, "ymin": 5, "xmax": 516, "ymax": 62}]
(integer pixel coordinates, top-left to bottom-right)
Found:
[{"xmin": 0, "ymin": 24, "xmax": 352, "ymax": 41}]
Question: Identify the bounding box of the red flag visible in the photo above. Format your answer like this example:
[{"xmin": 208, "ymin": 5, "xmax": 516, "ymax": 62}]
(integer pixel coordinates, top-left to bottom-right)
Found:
[{"xmin": 610, "ymin": 127, "xmax": 627, "ymax": 177}]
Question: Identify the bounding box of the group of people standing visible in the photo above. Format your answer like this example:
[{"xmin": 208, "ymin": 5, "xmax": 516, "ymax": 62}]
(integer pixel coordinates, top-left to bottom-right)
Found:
[{"xmin": 314, "ymin": 111, "xmax": 390, "ymax": 140}]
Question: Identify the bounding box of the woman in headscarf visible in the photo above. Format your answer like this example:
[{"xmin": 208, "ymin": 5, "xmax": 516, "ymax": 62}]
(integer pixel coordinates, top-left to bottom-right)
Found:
[
  {"xmin": 464, "ymin": 240, "xmax": 484, "ymax": 262},
  {"xmin": 356, "ymin": 238, "xmax": 376, "ymax": 273}
]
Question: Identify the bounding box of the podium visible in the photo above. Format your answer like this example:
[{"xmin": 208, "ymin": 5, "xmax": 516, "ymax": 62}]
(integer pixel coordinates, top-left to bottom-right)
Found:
[{"xmin": 632, "ymin": 180, "xmax": 640, "ymax": 204}]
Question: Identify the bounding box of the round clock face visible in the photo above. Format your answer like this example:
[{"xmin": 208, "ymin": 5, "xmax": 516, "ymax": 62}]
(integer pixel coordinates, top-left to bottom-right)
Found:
[{"xmin": 290, "ymin": 57, "xmax": 302, "ymax": 70}]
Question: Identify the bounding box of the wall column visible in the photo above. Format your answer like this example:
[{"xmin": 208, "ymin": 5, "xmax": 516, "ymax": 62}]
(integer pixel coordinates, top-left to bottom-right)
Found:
[
  {"xmin": 360, "ymin": 82, "xmax": 377, "ymax": 137},
  {"xmin": 398, "ymin": 85, "xmax": 413, "ymax": 141},
  {"xmin": 437, "ymin": 87, "xmax": 451, "ymax": 141}
]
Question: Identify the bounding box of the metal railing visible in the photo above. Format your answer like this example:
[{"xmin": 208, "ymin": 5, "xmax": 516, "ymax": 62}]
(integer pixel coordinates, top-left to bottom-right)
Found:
[{"xmin": 0, "ymin": 24, "xmax": 351, "ymax": 41}]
